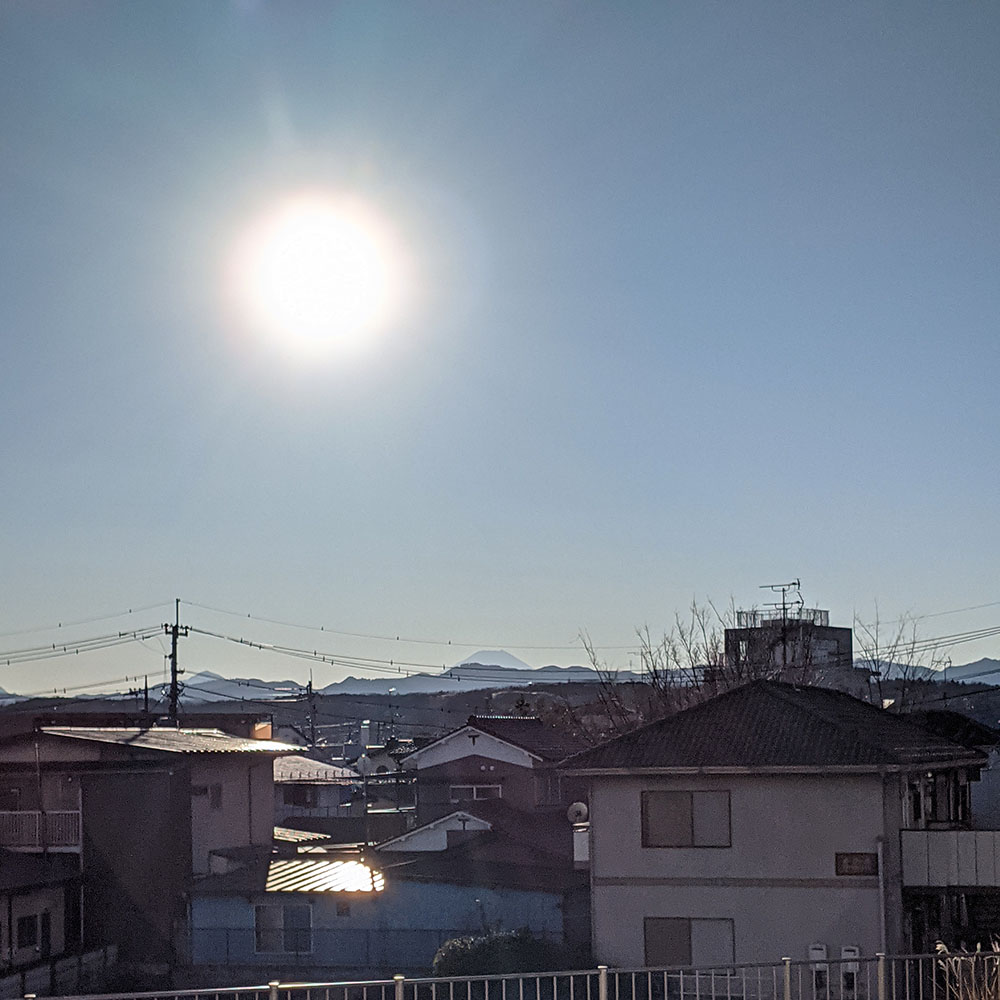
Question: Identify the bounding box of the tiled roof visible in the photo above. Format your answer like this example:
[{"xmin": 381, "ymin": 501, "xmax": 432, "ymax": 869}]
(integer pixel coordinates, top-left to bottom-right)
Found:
[
  {"xmin": 377, "ymin": 834, "xmax": 585, "ymax": 893},
  {"xmin": 464, "ymin": 716, "xmax": 588, "ymax": 761},
  {"xmin": 902, "ymin": 710, "xmax": 1000, "ymax": 749},
  {"xmin": 40, "ymin": 727, "xmax": 300, "ymax": 754},
  {"xmin": 563, "ymin": 681, "xmax": 986, "ymax": 772}
]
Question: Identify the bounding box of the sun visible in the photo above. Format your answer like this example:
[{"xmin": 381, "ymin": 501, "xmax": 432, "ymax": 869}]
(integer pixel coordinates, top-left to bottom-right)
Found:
[{"xmin": 227, "ymin": 192, "xmax": 407, "ymax": 359}]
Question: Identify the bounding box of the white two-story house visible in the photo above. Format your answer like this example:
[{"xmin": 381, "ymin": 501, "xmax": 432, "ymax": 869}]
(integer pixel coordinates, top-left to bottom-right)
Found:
[{"xmin": 564, "ymin": 681, "xmax": 986, "ymax": 968}]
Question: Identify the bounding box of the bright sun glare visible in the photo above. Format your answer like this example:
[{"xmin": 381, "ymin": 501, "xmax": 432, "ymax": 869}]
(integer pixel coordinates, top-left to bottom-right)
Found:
[{"xmin": 228, "ymin": 192, "xmax": 407, "ymax": 359}]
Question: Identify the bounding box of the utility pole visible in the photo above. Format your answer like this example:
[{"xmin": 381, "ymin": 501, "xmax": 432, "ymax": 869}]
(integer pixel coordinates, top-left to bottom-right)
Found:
[
  {"xmin": 165, "ymin": 598, "xmax": 189, "ymax": 725},
  {"xmin": 306, "ymin": 675, "xmax": 317, "ymax": 749}
]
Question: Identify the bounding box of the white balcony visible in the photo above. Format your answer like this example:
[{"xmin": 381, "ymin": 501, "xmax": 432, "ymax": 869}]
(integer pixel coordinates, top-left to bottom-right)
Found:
[
  {"xmin": 901, "ymin": 829, "xmax": 1000, "ymax": 886},
  {"xmin": 0, "ymin": 810, "xmax": 81, "ymax": 851}
]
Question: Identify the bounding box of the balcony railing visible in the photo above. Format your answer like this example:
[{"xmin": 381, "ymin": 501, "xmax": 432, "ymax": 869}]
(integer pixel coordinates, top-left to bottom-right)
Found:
[
  {"xmin": 901, "ymin": 828, "xmax": 1000, "ymax": 886},
  {"xmin": 51, "ymin": 954, "xmax": 984, "ymax": 1000},
  {"xmin": 0, "ymin": 810, "xmax": 81, "ymax": 850}
]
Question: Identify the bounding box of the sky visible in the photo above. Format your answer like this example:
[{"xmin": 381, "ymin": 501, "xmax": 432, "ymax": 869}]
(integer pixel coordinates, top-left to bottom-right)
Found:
[{"xmin": 1, "ymin": 1, "xmax": 999, "ymax": 698}]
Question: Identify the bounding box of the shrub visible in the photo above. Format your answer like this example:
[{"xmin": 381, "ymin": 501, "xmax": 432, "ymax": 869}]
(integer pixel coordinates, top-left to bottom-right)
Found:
[
  {"xmin": 432, "ymin": 928, "xmax": 579, "ymax": 977},
  {"xmin": 935, "ymin": 940, "xmax": 1000, "ymax": 1000}
]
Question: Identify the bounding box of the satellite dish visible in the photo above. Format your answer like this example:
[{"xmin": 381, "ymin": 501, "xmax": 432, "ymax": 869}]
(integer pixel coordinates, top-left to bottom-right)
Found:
[{"xmin": 566, "ymin": 801, "xmax": 589, "ymax": 824}]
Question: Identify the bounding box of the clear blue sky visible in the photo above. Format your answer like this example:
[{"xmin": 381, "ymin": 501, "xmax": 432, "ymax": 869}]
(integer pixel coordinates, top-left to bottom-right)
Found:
[{"xmin": 2, "ymin": 1, "xmax": 998, "ymax": 695}]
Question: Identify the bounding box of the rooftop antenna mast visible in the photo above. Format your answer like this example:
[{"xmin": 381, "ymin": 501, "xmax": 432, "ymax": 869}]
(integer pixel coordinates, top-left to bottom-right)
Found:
[{"xmin": 759, "ymin": 579, "xmax": 803, "ymax": 671}]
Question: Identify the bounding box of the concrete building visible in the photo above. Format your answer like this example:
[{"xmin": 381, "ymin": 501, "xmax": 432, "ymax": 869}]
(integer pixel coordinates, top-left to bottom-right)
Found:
[{"xmin": 723, "ymin": 608, "xmax": 867, "ymax": 696}]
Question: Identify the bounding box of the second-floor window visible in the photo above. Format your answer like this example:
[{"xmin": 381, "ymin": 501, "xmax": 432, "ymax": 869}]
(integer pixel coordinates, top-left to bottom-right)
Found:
[
  {"xmin": 642, "ymin": 791, "xmax": 731, "ymax": 848},
  {"xmin": 906, "ymin": 771, "xmax": 971, "ymax": 828},
  {"xmin": 192, "ymin": 783, "xmax": 224, "ymax": 810},
  {"xmin": 283, "ymin": 785, "xmax": 319, "ymax": 808},
  {"xmin": 450, "ymin": 784, "xmax": 502, "ymax": 802}
]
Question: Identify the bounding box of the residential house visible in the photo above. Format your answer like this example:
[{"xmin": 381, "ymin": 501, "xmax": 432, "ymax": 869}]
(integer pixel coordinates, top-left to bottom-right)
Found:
[
  {"xmin": 402, "ymin": 716, "xmax": 587, "ymax": 820},
  {"xmin": 375, "ymin": 797, "xmax": 589, "ymax": 954},
  {"xmin": 187, "ymin": 798, "xmax": 587, "ymax": 981},
  {"xmin": 0, "ymin": 849, "xmax": 80, "ymax": 969},
  {"xmin": 187, "ymin": 852, "xmax": 388, "ymax": 980},
  {"xmin": 564, "ymin": 681, "xmax": 987, "ymax": 968},
  {"xmin": 274, "ymin": 755, "xmax": 358, "ymax": 824},
  {"xmin": 0, "ymin": 726, "xmax": 297, "ymax": 967}
]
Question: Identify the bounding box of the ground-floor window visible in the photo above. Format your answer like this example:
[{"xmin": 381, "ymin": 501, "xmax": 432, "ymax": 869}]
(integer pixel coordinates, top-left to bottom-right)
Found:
[
  {"xmin": 17, "ymin": 914, "xmax": 38, "ymax": 950},
  {"xmin": 644, "ymin": 917, "xmax": 734, "ymax": 968},
  {"xmin": 254, "ymin": 904, "xmax": 312, "ymax": 953}
]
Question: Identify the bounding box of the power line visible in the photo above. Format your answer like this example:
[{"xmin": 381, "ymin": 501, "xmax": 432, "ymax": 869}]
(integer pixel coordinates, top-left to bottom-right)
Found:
[
  {"xmin": 0, "ymin": 602, "xmax": 173, "ymax": 640},
  {"xmin": 0, "ymin": 627, "xmax": 164, "ymax": 666},
  {"xmin": 13, "ymin": 674, "xmax": 162, "ymax": 699},
  {"xmin": 181, "ymin": 598, "xmax": 636, "ymax": 652}
]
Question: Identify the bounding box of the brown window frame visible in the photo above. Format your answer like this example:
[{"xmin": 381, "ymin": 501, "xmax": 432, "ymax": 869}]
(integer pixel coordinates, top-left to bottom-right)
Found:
[{"xmin": 641, "ymin": 791, "xmax": 731, "ymax": 848}]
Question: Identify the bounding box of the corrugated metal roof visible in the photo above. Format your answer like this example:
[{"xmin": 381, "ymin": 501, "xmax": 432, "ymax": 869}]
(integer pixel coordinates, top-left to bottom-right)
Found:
[
  {"xmin": 40, "ymin": 727, "xmax": 300, "ymax": 754},
  {"xmin": 274, "ymin": 755, "xmax": 358, "ymax": 783},
  {"xmin": 563, "ymin": 681, "xmax": 987, "ymax": 772},
  {"xmin": 273, "ymin": 826, "xmax": 331, "ymax": 843},
  {"xmin": 264, "ymin": 859, "xmax": 384, "ymax": 893}
]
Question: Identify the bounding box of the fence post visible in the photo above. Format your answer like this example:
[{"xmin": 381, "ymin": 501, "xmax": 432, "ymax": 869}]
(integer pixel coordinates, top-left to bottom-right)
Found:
[
  {"xmin": 269, "ymin": 979, "xmax": 280, "ymax": 1000},
  {"xmin": 395, "ymin": 974, "xmax": 406, "ymax": 1000},
  {"xmin": 876, "ymin": 954, "xmax": 886, "ymax": 1000},
  {"xmin": 598, "ymin": 966, "xmax": 608, "ymax": 1000},
  {"xmin": 782, "ymin": 957, "xmax": 792, "ymax": 1000}
]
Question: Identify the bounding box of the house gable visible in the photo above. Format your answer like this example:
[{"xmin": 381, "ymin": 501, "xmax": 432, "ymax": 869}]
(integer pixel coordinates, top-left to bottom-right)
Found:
[
  {"xmin": 377, "ymin": 811, "xmax": 492, "ymax": 852},
  {"xmin": 404, "ymin": 727, "xmax": 539, "ymax": 770}
]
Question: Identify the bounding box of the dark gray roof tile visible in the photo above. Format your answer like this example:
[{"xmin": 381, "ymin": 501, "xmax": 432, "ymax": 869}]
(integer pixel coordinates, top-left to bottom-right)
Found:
[{"xmin": 562, "ymin": 682, "xmax": 985, "ymax": 772}]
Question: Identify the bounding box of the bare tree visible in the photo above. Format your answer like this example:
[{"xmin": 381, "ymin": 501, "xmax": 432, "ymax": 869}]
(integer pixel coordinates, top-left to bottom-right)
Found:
[
  {"xmin": 566, "ymin": 601, "xmax": 744, "ymax": 740},
  {"xmin": 854, "ymin": 605, "xmax": 950, "ymax": 710},
  {"xmin": 563, "ymin": 596, "xmax": 873, "ymax": 740}
]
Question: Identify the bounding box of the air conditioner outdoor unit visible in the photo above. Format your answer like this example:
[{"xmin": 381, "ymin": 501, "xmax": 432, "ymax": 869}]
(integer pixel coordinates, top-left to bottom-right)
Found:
[{"xmin": 809, "ymin": 944, "xmax": 829, "ymax": 992}]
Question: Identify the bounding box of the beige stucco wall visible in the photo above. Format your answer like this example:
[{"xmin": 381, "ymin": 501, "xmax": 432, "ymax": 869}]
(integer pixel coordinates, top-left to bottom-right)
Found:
[
  {"xmin": 189, "ymin": 757, "xmax": 274, "ymax": 874},
  {"xmin": 590, "ymin": 773, "xmax": 887, "ymax": 966}
]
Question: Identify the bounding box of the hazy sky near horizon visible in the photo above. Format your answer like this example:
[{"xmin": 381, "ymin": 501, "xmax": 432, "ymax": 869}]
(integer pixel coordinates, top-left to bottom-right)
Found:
[{"xmin": 2, "ymin": 2, "xmax": 999, "ymax": 697}]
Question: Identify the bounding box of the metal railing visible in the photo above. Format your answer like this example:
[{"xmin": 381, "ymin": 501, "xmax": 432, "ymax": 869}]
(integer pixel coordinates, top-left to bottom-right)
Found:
[
  {"xmin": 54, "ymin": 953, "xmax": 997, "ymax": 1000},
  {"xmin": 0, "ymin": 810, "xmax": 81, "ymax": 849},
  {"xmin": 0, "ymin": 944, "xmax": 116, "ymax": 999},
  {"xmin": 186, "ymin": 927, "xmax": 489, "ymax": 970}
]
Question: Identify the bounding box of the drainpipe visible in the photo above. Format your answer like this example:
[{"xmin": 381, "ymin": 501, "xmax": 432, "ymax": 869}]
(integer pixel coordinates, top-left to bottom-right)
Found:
[
  {"xmin": 34, "ymin": 738, "xmax": 46, "ymax": 855},
  {"xmin": 876, "ymin": 837, "xmax": 887, "ymax": 954}
]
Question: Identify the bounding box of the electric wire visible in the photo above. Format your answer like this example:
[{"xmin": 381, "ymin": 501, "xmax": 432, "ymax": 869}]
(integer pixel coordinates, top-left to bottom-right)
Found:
[
  {"xmin": 181, "ymin": 598, "xmax": 636, "ymax": 652},
  {"xmin": 0, "ymin": 627, "xmax": 165, "ymax": 666},
  {"xmin": 0, "ymin": 602, "xmax": 173, "ymax": 640}
]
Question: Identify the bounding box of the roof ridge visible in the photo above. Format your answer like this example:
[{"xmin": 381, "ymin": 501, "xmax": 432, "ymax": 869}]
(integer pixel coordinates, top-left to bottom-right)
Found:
[{"xmin": 746, "ymin": 682, "xmax": 970, "ymax": 764}]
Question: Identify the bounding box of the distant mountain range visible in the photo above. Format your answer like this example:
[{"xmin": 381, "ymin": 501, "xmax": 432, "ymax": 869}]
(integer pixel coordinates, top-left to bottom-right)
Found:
[
  {"xmin": 174, "ymin": 650, "xmax": 629, "ymax": 700},
  {"xmin": 3, "ymin": 653, "xmax": 999, "ymax": 706}
]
